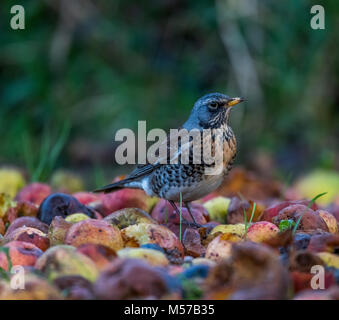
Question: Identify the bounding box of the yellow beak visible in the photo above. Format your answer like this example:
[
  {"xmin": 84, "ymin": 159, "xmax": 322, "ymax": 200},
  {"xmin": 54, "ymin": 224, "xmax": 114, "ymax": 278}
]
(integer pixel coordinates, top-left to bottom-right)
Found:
[{"xmin": 227, "ymin": 97, "xmax": 245, "ymax": 107}]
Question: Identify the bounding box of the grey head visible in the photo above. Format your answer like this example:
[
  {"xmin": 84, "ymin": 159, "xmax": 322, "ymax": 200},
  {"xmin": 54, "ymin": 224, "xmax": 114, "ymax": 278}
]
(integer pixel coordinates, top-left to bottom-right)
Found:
[{"xmin": 183, "ymin": 93, "xmax": 244, "ymax": 130}]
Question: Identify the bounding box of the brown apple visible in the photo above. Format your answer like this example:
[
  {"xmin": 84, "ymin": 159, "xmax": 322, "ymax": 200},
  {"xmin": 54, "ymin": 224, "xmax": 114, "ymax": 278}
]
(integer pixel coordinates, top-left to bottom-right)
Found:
[
  {"xmin": 4, "ymin": 226, "xmax": 50, "ymax": 251},
  {"xmin": 5, "ymin": 216, "xmax": 49, "ymax": 236},
  {"xmin": 93, "ymin": 258, "xmax": 168, "ymax": 299},
  {"xmin": 65, "ymin": 219, "xmax": 123, "ymax": 251},
  {"xmin": 272, "ymin": 204, "xmax": 328, "ymax": 233}
]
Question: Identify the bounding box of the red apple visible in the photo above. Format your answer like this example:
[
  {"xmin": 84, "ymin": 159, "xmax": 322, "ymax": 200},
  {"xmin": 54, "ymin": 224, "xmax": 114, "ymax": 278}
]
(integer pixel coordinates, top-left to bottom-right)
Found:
[{"xmin": 15, "ymin": 183, "xmax": 51, "ymax": 206}]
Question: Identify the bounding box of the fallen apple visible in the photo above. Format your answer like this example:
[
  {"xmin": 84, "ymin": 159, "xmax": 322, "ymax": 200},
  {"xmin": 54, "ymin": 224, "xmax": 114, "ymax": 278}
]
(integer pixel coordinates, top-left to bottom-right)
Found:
[
  {"xmin": 117, "ymin": 247, "xmax": 169, "ymax": 266},
  {"xmin": 48, "ymin": 216, "xmax": 72, "ymax": 246},
  {"xmin": 65, "ymin": 213, "xmax": 91, "ymax": 224},
  {"xmin": 0, "ymin": 241, "xmax": 43, "ymax": 271},
  {"xmin": 76, "ymin": 243, "xmax": 116, "ymax": 271},
  {"xmin": 35, "ymin": 245, "xmax": 99, "ymax": 282},
  {"xmin": 202, "ymin": 196, "xmax": 231, "ymax": 223},
  {"xmin": 272, "ymin": 204, "xmax": 328, "ymax": 233},
  {"xmin": 316, "ymin": 210, "xmax": 338, "ymax": 234},
  {"xmin": 5, "ymin": 216, "xmax": 49, "ymax": 236},
  {"xmin": 15, "ymin": 183, "xmax": 51, "ymax": 206},
  {"xmin": 65, "ymin": 219, "xmax": 124, "ymax": 251},
  {"xmin": 246, "ymin": 221, "xmax": 279, "ymax": 243},
  {"xmin": 0, "ymin": 168, "xmax": 25, "ymax": 198},
  {"xmin": 4, "ymin": 226, "xmax": 50, "ymax": 251},
  {"xmin": 104, "ymin": 207, "xmax": 157, "ymax": 229},
  {"xmin": 0, "ymin": 273, "xmax": 61, "ymax": 300},
  {"xmin": 260, "ymin": 200, "xmax": 318, "ymax": 222},
  {"xmin": 93, "ymin": 258, "xmax": 169, "ymax": 299},
  {"xmin": 205, "ymin": 233, "xmax": 242, "ymax": 262},
  {"xmin": 50, "ymin": 170, "xmax": 84, "ymax": 193},
  {"xmin": 121, "ymin": 223, "xmax": 184, "ymax": 263},
  {"xmin": 37, "ymin": 193, "xmax": 95, "ymax": 224},
  {"xmin": 210, "ymin": 223, "xmax": 245, "ymax": 237}
]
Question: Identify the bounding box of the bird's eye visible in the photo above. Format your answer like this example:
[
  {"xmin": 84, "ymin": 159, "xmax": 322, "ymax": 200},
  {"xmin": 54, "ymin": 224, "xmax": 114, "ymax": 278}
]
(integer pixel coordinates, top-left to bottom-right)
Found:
[{"xmin": 209, "ymin": 102, "xmax": 218, "ymax": 109}]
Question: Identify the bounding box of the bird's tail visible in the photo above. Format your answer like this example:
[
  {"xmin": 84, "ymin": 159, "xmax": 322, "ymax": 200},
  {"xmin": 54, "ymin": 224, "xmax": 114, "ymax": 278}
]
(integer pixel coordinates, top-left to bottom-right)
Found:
[{"xmin": 93, "ymin": 178, "xmax": 139, "ymax": 194}]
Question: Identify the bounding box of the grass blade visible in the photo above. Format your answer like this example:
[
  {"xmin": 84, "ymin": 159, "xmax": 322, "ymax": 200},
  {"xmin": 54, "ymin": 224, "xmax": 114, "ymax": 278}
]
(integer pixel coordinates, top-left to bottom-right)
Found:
[{"xmin": 179, "ymin": 192, "xmax": 182, "ymax": 242}]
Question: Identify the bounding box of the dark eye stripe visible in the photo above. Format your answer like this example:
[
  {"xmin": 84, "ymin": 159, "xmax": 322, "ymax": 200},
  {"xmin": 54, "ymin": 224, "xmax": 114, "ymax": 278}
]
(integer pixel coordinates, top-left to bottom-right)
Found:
[{"xmin": 209, "ymin": 102, "xmax": 218, "ymax": 108}]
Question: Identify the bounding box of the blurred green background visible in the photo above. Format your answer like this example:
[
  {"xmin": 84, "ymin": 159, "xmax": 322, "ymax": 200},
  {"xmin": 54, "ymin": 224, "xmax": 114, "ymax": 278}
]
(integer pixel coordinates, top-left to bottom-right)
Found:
[{"xmin": 0, "ymin": 0, "xmax": 338, "ymax": 187}]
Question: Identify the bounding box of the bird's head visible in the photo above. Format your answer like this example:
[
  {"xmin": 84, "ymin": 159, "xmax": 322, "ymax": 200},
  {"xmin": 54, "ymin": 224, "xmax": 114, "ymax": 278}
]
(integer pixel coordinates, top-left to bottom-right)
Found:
[{"xmin": 184, "ymin": 93, "xmax": 244, "ymax": 130}]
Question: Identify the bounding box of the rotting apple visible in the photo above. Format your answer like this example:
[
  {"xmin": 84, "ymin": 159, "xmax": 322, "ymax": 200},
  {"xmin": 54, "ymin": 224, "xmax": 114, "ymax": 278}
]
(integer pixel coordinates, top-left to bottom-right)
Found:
[
  {"xmin": 53, "ymin": 275, "xmax": 94, "ymax": 300},
  {"xmin": 259, "ymin": 200, "xmax": 318, "ymax": 222},
  {"xmin": 272, "ymin": 204, "xmax": 329, "ymax": 233},
  {"xmin": 5, "ymin": 216, "xmax": 49, "ymax": 236},
  {"xmin": 202, "ymin": 196, "xmax": 231, "ymax": 223},
  {"xmin": 121, "ymin": 223, "xmax": 184, "ymax": 264},
  {"xmin": 246, "ymin": 221, "xmax": 279, "ymax": 243},
  {"xmin": 317, "ymin": 252, "xmax": 339, "ymax": 268},
  {"xmin": 50, "ymin": 170, "xmax": 84, "ymax": 193},
  {"xmin": 4, "ymin": 226, "xmax": 50, "ymax": 251},
  {"xmin": 182, "ymin": 227, "xmax": 205, "ymax": 258},
  {"xmin": 100, "ymin": 188, "xmax": 149, "ymax": 216},
  {"xmin": 35, "ymin": 245, "xmax": 99, "ymax": 282},
  {"xmin": 226, "ymin": 197, "xmax": 264, "ymax": 224},
  {"xmin": 65, "ymin": 219, "xmax": 123, "ymax": 251},
  {"xmin": 0, "ymin": 241, "xmax": 43, "ymax": 271},
  {"xmin": 93, "ymin": 258, "xmax": 169, "ymax": 299},
  {"xmin": 307, "ymin": 233, "xmax": 339, "ymax": 254},
  {"xmin": 5, "ymin": 201, "xmax": 39, "ymax": 224},
  {"xmin": 37, "ymin": 193, "xmax": 95, "ymax": 224},
  {"xmin": 210, "ymin": 223, "xmax": 245, "ymax": 237},
  {"xmin": 104, "ymin": 207, "xmax": 157, "ymax": 229},
  {"xmin": 0, "ymin": 273, "xmax": 62, "ymax": 300},
  {"xmin": 65, "ymin": 213, "xmax": 90, "ymax": 224},
  {"xmin": 205, "ymin": 233, "xmax": 242, "ymax": 262},
  {"xmin": 76, "ymin": 243, "xmax": 116, "ymax": 271},
  {"xmin": 15, "ymin": 182, "xmax": 51, "ymax": 206},
  {"xmin": 0, "ymin": 168, "xmax": 25, "ymax": 198},
  {"xmin": 72, "ymin": 192, "xmax": 100, "ymax": 205},
  {"xmin": 316, "ymin": 210, "xmax": 338, "ymax": 234},
  {"xmin": 48, "ymin": 216, "xmax": 72, "ymax": 246},
  {"xmin": 0, "ymin": 193, "xmax": 17, "ymax": 220},
  {"xmin": 117, "ymin": 247, "xmax": 169, "ymax": 267}
]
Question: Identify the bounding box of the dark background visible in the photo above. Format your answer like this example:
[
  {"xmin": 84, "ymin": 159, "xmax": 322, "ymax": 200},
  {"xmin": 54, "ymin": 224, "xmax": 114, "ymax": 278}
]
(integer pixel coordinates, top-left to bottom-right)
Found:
[{"xmin": 0, "ymin": 0, "xmax": 338, "ymax": 188}]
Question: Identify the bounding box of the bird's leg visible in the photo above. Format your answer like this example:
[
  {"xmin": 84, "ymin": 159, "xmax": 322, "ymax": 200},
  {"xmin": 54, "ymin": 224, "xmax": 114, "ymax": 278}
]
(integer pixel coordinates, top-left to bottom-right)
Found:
[
  {"xmin": 185, "ymin": 202, "xmax": 203, "ymax": 228},
  {"xmin": 168, "ymin": 200, "xmax": 198, "ymax": 228}
]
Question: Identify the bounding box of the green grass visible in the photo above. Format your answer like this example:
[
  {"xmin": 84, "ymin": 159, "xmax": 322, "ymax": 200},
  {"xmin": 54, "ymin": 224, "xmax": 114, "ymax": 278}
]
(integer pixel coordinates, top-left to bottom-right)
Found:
[
  {"xmin": 22, "ymin": 121, "xmax": 71, "ymax": 182},
  {"xmin": 243, "ymin": 202, "xmax": 256, "ymax": 240},
  {"xmin": 179, "ymin": 192, "xmax": 183, "ymax": 242}
]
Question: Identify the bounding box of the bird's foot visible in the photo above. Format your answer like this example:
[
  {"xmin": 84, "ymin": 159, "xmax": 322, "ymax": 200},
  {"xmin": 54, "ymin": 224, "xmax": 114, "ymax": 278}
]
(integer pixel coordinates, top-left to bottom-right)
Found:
[{"xmin": 181, "ymin": 219, "xmax": 203, "ymax": 229}]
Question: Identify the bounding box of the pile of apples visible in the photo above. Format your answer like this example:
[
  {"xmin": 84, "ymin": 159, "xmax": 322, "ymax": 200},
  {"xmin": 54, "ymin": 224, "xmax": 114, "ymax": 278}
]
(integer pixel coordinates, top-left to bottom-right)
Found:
[{"xmin": 0, "ymin": 168, "xmax": 339, "ymax": 300}]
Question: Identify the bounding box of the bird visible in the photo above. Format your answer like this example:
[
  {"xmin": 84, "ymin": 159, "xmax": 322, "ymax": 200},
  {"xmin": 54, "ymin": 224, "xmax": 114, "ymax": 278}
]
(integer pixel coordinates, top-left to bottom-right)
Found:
[{"xmin": 94, "ymin": 93, "xmax": 244, "ymax": 227}]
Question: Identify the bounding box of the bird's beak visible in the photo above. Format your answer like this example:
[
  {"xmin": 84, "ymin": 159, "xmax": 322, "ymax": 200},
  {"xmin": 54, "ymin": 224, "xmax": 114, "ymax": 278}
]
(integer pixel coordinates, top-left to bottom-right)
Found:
[{"xmin": 227, "ymin": 97, "xmax": 245, "ymax": 107}]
